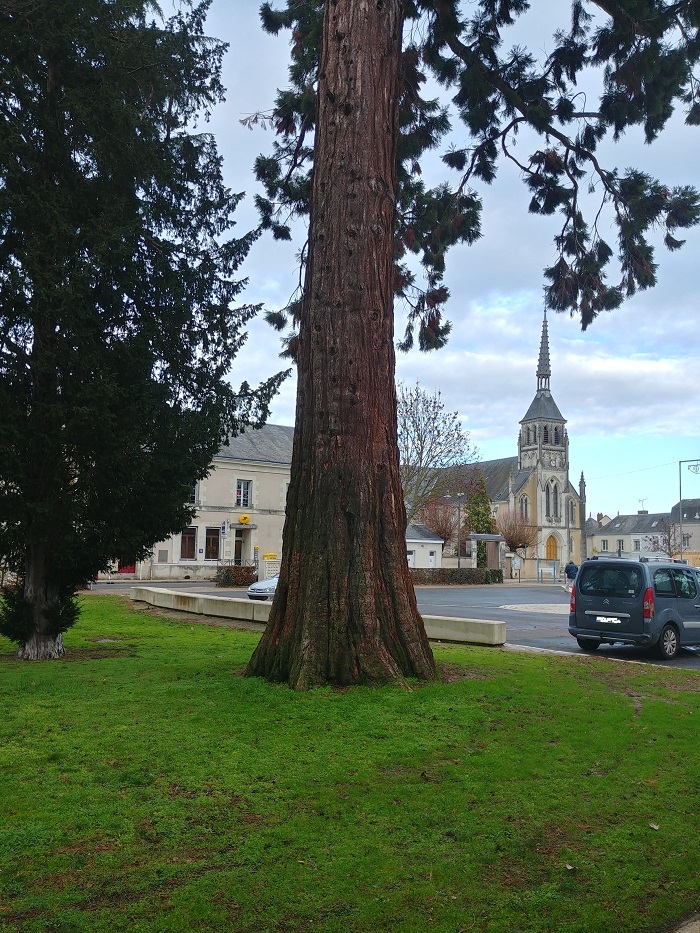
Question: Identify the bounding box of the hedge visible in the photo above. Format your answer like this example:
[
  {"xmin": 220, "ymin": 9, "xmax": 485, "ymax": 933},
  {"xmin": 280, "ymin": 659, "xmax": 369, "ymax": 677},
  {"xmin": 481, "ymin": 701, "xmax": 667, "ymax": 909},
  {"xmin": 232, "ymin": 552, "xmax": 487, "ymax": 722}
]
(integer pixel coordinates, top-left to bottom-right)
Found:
[
  {"xmin": 410, "ymin": 567, "xmax": 503, "ymax": 585},
  {"xmin": 214, "ymin": 565, "xmax": 257, "ymax": 587}
]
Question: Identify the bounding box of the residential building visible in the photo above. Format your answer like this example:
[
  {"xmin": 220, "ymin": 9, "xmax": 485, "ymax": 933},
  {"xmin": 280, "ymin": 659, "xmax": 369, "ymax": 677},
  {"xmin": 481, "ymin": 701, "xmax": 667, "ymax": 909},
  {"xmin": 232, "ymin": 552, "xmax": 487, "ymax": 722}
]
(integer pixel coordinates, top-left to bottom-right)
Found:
[
  {"xmin": 671, "ymin": 498, "xmax": 700, "ymax": 565},
  {"xmin": 587, "ymin": 510, "xmax": 671, "ymax": 560},
  {"xmin": 130, "ymin": 424, "xmax": 294, "ymax": 581},
  {"xmin": 406, "ymin": 524, "xmax": 444, "ymax": 568}
]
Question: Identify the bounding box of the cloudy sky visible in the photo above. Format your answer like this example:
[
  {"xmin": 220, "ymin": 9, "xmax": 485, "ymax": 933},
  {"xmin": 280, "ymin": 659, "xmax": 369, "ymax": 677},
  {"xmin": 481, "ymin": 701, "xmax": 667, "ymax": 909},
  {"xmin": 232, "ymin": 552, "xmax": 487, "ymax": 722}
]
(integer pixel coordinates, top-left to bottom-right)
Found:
[{"xmin": 196, "ymin": 2, "xmax": 700, "ymax": 520}]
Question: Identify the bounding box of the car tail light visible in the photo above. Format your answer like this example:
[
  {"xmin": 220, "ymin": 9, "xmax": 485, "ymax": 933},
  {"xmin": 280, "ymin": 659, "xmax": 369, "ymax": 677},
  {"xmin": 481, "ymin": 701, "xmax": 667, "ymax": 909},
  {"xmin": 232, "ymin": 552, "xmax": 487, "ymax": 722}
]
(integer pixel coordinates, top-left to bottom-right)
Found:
[
  {"xmin": 643, "ymin": 586, "xmax": 654, "ymax": 619},
  {"xmin": 569, "ymin": 585, "xmax": 576, "ymax": 612}
]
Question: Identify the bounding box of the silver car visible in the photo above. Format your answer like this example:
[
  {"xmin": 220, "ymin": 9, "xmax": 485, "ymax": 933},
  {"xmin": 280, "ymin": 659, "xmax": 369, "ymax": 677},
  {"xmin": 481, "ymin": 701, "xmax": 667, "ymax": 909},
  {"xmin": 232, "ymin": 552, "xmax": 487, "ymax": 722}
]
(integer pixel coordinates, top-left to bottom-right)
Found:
[{"xmin": 247, "ymin": 575, "xmax": 279, "ymax": 601}]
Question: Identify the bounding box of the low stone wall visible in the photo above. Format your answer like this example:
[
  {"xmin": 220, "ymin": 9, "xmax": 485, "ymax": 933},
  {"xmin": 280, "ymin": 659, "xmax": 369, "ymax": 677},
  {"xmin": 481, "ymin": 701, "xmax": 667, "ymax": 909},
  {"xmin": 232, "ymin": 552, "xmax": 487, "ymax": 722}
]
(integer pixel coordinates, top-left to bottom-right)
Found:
[
  {"xmin": 422, "ymin": 615, "xmax": 506, "ymax": 646},
  {"xmin": 130, "ymin": 587, "xmax": 271, "ymax": 624},
  {"xmin": 130, "ymin": 587, "xmax": 505, "ymax": 646}
]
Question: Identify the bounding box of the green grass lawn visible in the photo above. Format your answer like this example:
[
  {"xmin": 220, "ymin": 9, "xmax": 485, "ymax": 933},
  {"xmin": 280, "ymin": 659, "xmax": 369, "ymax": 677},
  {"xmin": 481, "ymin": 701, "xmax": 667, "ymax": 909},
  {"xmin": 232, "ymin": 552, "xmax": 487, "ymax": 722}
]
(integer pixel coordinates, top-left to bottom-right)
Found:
[{"xmin": 1, "ymin": 595, "xmax": 699, "ymax": 932}]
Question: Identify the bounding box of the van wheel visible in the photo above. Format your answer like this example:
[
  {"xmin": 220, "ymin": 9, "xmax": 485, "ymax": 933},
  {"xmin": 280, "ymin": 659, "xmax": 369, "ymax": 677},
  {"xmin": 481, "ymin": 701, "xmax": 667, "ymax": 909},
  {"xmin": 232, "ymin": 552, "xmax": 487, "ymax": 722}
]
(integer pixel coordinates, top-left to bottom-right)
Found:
[
  {"xmin": 657, "ymin": 624, "xmax": 679, "ymax": 660},
  {"xmin": 576, "ymin": 637, "xmax": 601, "ymax": 652}
]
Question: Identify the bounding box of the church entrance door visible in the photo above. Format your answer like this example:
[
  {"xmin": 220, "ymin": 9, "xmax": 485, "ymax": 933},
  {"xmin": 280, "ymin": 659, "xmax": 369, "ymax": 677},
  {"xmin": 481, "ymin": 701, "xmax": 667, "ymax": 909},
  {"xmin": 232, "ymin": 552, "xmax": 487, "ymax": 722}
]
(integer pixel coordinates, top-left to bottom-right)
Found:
[{"xmin": 545, "ymin": 535, "xmax": 557, "ymax": 560}]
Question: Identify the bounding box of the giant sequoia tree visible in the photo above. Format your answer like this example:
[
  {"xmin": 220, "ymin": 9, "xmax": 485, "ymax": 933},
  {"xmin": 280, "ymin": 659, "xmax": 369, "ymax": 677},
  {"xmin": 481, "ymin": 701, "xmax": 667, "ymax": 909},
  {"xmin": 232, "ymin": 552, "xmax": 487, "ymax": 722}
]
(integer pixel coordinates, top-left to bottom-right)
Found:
[
  {"xmin": 0, "ymin": 0, "xmax": 283, "ymax": 659},
  {"xmin": 246, "ymin": 0, "xmax": 700, "ymax": 688}
]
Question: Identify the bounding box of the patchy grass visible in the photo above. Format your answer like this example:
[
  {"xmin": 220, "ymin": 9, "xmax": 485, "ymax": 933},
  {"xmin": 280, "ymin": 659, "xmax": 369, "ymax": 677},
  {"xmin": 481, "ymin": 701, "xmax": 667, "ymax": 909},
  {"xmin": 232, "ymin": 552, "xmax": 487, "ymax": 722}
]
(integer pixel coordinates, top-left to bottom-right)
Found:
[{"xmin": 1, "ymin": 594, "xmax": 699, "ymax": 932}]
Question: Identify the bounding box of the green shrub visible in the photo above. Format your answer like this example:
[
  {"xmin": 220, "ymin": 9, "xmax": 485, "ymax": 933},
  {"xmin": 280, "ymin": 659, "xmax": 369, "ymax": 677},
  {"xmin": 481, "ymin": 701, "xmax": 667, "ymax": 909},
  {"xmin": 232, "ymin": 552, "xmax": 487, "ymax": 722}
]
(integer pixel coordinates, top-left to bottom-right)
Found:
[
  {"xmin": 409, "ymin": 567, "xmax": 502, "ymax": 585},
  {"xmin": 214, "ymin": 564, "xmax": 257, "ymax": 587}
]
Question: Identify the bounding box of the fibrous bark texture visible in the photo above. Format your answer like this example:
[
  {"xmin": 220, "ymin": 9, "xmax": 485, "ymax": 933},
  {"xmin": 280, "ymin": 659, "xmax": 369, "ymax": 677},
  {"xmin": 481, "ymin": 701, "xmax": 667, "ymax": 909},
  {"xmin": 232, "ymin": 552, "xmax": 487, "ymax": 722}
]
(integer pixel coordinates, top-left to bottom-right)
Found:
[{"xmin": 247, "ymin": 0, "xmax": 436, "ymax": 689}]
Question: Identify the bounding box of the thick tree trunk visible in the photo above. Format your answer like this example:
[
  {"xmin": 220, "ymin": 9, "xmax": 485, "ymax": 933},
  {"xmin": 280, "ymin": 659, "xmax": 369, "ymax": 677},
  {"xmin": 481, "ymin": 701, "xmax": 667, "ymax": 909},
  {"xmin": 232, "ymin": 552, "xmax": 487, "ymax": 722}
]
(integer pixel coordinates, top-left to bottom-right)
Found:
[
  {"xmin": 18, "ymin": 544, "xmax": 65, "ymax": 660},
  {"xmin": 247, "ymin": 0, "xmax": 436, "ymax": 688}
]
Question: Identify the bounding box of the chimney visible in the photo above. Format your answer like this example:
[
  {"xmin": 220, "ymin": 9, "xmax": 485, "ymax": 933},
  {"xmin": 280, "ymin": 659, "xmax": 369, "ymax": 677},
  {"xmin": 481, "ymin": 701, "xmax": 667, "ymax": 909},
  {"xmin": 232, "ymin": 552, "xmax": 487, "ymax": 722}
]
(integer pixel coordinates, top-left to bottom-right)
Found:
[
  {"xmin": 638, "ymin": 510, "xmax": 648, "ymax": 515},
  {"xmin": 596, "ymin": 512, "xmax": 603, "ymax": 527}
]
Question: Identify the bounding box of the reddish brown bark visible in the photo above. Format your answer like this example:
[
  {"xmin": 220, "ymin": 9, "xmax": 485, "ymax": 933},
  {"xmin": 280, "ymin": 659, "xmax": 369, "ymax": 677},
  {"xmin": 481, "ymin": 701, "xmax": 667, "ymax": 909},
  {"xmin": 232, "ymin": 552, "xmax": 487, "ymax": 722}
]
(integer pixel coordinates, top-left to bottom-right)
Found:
[{"xmin": 246, "ymin": 0, "xmax": 436, "ymax": 688}]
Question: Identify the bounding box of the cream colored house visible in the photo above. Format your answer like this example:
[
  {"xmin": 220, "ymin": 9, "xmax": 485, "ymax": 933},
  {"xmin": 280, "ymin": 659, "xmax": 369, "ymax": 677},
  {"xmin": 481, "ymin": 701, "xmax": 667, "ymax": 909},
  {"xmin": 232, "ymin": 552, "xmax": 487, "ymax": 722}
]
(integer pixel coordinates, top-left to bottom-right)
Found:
[
  {"xmin": 406, "ymin": 524, "xmax": 444, "ymax": 568},
  {"xmin": 132, "ymin": 425, "xmax": 294, "ymax": 581}
]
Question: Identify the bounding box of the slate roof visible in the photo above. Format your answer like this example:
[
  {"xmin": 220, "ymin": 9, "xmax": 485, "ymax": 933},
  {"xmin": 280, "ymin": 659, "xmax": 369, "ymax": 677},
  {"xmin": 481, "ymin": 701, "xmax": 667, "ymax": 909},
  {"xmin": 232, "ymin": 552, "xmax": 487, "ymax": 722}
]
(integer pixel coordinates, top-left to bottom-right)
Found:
[
  {"xmin": 671, "ymin": 498, "xmax": 700, "ymax": 522},
  {"xmin": 598, "ymin": 512, "xmax": 671, "ymax": 535},
  {"xmin": 406, "ymin": 523, "xmax": 444, "ymax": 543},
  {"xmin": 520, "ymin": 389, "xmax": 565, "ymax": 424},
  {"xmin": 217, "ymin": 424, "xmax": 295, "ymax": 465},
  {"xmin": 451, "ymin": 457, "xmax": 532, "ymax": 503}
]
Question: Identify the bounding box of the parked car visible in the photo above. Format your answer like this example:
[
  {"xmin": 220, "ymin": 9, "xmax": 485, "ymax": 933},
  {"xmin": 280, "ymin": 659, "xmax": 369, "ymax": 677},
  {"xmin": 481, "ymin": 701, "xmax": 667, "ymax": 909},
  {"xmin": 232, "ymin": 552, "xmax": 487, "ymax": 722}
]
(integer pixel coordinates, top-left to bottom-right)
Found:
[
  {"xmin": 569, "ymin": 557, "xmax": 700, "ymax": 659},
  {"xmin": 247, "ymin": 575, "xmax": 279, "ymax": 601}
]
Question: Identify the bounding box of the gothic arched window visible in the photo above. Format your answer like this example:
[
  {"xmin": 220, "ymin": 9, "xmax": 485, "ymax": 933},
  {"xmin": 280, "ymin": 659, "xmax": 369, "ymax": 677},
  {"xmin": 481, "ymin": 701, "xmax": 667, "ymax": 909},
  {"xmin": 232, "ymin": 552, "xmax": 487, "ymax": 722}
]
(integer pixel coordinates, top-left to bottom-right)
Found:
[
  {"xmin": 543, "ymin": 425, "xmax": 549, "ymax": 443},
  {"xmin": 554, "ymin": 426, "xmax": 560, "ymax": 444},
  {"xmin": 545, "ymin": 485, "xmax": 550, "ymax": 516},
  {"xmin": 520, "ymin": 495, "xmax": 529, "ymax": 520},
  {"xmin": 553, "ymin": 483, "xmax": 559, "ymax": 518}
]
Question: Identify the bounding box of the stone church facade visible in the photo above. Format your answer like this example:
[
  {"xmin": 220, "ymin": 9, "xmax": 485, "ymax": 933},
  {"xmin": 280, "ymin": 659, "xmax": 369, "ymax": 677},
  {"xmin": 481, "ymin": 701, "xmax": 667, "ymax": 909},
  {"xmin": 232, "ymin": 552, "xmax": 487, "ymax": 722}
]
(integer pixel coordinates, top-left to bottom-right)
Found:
[{"xmin": 460, "ymin": 311, "xmax": 586, "ymax": 571}]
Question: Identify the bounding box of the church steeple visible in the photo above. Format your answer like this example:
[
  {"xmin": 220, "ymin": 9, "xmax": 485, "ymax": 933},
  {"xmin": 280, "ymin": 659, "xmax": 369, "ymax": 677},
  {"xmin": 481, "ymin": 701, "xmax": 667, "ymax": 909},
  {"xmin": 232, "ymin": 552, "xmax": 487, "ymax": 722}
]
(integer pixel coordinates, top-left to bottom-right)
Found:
[
  {"xmin": 518, "ymin": 307, "xmax": 567, "ymax": 472},
  {"xmin": 536, "ymin": 308, "xmax": 551, "ymax": 391}
]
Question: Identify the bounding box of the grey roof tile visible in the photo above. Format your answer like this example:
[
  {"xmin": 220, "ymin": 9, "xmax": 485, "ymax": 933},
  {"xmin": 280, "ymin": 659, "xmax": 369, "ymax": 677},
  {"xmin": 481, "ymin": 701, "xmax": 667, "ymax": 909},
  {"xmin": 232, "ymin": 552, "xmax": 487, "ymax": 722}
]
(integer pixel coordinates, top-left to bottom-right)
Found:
[{"xmin": 217, "ymin": 424, "xmax": 294, "ymax": 465}]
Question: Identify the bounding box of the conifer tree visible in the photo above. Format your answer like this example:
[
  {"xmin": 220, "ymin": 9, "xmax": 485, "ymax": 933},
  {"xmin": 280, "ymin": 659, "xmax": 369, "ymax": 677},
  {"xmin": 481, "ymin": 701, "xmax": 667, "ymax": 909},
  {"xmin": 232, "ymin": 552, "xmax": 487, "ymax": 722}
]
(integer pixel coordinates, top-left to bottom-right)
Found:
[
  {"xmin": 0, "ymin": 0, "xmax": 284, "ymax": 659},
  {"xmin": 465, "ymin": 473, "xmax": 496, "ymax": 568},
  {"xmin": 247, "ymin": 0, "xmax": 700, "ymax": 688}
]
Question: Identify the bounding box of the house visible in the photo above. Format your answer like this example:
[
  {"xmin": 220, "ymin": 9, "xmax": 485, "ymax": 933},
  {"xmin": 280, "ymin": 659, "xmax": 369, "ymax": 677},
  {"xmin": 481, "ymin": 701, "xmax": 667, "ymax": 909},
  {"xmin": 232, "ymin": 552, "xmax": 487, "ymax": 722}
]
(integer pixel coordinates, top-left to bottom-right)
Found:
[
  {"xmin": 587, "ymin": 510, "xmax": 672, "ymax": 560},
  {"xmin": 130, "ymin": 424, "xmax": 294, "ymax": 581},
  {"xmin": 671, "ymin": 498, "xmax": 700, "ymax": 565},
  {"xmin": 406, "ymin": 524, "xmax": 444, "ymax": 568}
]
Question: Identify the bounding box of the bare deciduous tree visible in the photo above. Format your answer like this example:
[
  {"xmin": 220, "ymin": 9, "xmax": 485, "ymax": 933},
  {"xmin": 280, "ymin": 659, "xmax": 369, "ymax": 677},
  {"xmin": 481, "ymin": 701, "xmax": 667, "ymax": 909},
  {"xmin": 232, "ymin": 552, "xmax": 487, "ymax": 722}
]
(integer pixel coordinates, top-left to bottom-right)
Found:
[
  {"xmin": 418, "ymin": 498, "xmax": 456, "ymax": 552},
  {"xmin": 398, "ymin": 382, "xmax": 477, "ymax": 523},
  {"xmin": 496, "ymin": 509, "xmax": 539, "ymax": 557},
  {"xmin": 646, "ymin": 520, "xmax": 681, "ymax": 558}
]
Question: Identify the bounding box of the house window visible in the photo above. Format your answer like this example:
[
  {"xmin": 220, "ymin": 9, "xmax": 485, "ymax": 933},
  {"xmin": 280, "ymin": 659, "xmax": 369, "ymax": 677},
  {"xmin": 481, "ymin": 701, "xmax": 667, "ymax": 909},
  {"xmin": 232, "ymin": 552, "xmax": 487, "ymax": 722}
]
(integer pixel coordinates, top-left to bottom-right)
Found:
[
  {"xmin": 601, "ymin": 539, "xmax": 609, "ymax": 551},
  {"xmin": 180, "ymin": 527, "xmax": 196, "ymax": 560},
  {"xmin": 683, "ymin": 533, "xmax": 691, "ymax": 548},
  {"xmin": 205, "ymin": 527, "xmax": 220, "ymax": 560},
  {"xmin": 187, "ymin": 483, "xmax": 198, "ymax": 505},
  {"xmin": 633, "ymin": 539, "xmax": 641, "ymax": 551},
  {"xmin": 617, "ymin": 538, "xmax": 624, "ymax": 554},
  {"xmin": 236, "ymin": 479, "xmax": 252, "ymax": 508}
]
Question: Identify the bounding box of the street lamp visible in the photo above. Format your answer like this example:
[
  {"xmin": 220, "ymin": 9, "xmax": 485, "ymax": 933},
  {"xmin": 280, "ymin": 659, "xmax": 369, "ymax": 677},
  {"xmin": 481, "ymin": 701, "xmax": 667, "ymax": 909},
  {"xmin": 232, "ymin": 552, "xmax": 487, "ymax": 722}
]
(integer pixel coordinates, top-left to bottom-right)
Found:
[
  {"xmin": 445, "ymin": 493, "xmax": 467, "ymax": 569},
  {"xmin": 678, "ymin": 459, "xmax": 700, "ymax": 561}
]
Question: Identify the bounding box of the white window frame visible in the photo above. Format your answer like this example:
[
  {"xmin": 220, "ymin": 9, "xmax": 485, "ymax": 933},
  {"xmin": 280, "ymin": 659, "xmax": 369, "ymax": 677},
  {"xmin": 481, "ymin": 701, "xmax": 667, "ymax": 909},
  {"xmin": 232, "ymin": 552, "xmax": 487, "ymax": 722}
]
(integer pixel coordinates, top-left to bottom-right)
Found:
[{"xmin": 236, "ymin": 479, "xmax": 252, "ymax": 509}]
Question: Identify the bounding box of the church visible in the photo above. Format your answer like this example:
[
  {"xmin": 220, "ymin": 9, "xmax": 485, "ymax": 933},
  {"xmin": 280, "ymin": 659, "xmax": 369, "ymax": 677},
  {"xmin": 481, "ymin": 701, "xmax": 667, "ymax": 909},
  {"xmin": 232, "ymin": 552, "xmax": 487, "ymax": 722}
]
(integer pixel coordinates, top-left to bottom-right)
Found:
[{"xmin": 462, "ymin": 310, "xmax": 586, "ymax": 571}]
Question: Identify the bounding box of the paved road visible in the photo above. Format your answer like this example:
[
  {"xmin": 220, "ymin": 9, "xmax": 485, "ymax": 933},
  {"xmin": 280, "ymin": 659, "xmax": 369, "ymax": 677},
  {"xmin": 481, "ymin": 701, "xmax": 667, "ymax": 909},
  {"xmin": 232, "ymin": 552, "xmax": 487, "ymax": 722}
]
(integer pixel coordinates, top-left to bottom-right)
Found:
[{"xmin": 93, "ymin": 579, "xmax": 700, "ymax": 670}]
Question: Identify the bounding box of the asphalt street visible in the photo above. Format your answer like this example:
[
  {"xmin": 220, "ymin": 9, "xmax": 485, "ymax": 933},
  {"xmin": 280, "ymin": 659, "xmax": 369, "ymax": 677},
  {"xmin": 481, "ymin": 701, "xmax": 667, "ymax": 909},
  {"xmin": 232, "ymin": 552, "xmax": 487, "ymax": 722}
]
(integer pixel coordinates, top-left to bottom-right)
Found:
[{"xmin": 92, "ymin": 579, "xmax": 700, "ymax": 671}]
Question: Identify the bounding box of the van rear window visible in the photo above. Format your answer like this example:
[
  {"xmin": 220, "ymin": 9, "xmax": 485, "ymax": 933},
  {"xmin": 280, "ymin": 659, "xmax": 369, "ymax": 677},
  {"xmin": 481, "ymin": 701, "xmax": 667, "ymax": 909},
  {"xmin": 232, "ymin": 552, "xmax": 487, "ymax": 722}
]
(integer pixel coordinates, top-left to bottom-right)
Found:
[{"xmin": 578, "ymin": 565, "xmax": 642, "ymax": 598}]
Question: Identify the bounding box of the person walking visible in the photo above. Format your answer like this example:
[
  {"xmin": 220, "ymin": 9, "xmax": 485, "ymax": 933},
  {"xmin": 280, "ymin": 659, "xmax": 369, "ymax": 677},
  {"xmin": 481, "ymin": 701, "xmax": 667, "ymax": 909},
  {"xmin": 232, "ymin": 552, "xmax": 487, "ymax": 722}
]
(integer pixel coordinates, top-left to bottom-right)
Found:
[{"xmin": 564, "ymin": 560, "xmax": 578, "ymax": 592}]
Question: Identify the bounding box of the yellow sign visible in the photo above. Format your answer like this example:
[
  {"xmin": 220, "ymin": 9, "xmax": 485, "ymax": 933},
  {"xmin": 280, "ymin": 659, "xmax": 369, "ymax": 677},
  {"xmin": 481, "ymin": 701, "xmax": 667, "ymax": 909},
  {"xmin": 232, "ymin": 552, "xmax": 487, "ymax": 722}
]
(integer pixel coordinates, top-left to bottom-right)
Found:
[
  {"xmin": 238, "ymin": 514, "xmax": 250, "ymax": 525},
  {"xmin": 263, "ymin": 553, "xmax": 277, "ymax": 560}
]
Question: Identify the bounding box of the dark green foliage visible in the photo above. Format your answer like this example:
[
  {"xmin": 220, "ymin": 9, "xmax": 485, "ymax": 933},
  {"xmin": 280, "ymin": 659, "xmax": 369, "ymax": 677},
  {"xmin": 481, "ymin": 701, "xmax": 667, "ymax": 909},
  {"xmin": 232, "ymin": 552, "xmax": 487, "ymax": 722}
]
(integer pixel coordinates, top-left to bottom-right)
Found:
[
  {"xmin": 410, "ymin": 567, "xmax": 503, "ymax": 584},
  {"xmin": 214, "ymin": 565, "xmax": 258, "ymax": 587},
  {"xmin": 0, "ymin": 587, "xmax": 79, "ymax": 644},
  {"xmin": 465, "ymin": 472, "xmax": 496, "ymax": 568},
  {"xmin": 253, "ymin": 0, "xmax": 700, "ymax": 336},
  {"xmin": 0, "ymin": 1, "xmax": 287, "ymax": 629}
]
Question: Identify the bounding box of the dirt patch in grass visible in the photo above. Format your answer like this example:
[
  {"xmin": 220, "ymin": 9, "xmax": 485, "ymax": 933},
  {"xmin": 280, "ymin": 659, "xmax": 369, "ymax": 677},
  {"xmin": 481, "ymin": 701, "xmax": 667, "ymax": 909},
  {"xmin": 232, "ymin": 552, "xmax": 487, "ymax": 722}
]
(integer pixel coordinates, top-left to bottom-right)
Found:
[{"xmin": 438, "ymin": 661, "xmax": 493, "ymax": 683}]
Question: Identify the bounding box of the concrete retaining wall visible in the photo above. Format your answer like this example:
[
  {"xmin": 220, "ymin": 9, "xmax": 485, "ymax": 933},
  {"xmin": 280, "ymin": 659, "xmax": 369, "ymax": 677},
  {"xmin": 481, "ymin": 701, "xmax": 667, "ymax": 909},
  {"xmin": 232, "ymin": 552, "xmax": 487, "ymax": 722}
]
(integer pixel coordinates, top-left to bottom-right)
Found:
[
  {"xmin": 130, "ymin": 587, "xmax": 504, "ymax": 646},
  {"xmin": 130, "ymin": 587, "xmax": 271, "ymax": 624}
]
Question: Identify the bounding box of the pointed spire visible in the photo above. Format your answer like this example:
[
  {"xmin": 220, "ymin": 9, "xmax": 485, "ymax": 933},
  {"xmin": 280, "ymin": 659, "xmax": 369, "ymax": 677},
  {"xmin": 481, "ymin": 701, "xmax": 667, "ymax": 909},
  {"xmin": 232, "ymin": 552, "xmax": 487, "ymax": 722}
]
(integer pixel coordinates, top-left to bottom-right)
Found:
[{"xmin": 536, "ymin": 308, "xmax": 551, "ymax": 391}]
